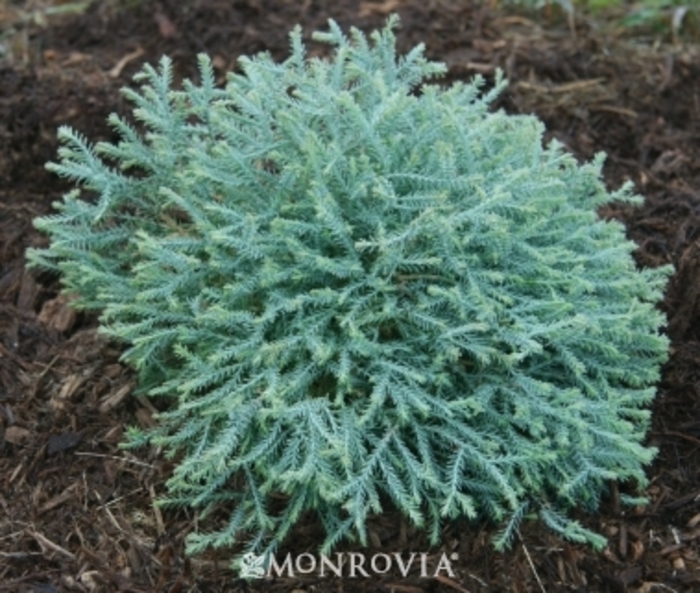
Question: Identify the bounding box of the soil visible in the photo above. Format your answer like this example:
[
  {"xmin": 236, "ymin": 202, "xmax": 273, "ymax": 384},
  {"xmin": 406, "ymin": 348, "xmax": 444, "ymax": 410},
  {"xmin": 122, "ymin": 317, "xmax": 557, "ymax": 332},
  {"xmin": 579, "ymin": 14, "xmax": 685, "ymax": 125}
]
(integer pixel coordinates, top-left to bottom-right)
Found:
[{"xmin": 1, "ymin": 1, "xmax": 700, "ymax": 592}]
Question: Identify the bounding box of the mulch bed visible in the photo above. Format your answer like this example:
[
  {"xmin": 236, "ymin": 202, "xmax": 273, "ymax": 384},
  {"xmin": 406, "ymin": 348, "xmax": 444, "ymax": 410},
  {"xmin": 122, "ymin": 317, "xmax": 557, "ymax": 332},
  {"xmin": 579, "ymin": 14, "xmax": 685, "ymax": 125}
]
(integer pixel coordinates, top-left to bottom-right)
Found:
[{"xmin": 1, "ymin": 1, "xmax": 700, "ymax": 591}]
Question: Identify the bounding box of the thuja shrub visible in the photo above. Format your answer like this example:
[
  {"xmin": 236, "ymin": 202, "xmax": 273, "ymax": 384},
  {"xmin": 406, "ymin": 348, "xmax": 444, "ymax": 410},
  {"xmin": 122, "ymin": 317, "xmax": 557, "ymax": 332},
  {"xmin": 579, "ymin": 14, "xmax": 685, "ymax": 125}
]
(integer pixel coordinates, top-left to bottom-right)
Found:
[{"xmin": 29, "ymin": 16, "xmax": 670, "ymax": 556}]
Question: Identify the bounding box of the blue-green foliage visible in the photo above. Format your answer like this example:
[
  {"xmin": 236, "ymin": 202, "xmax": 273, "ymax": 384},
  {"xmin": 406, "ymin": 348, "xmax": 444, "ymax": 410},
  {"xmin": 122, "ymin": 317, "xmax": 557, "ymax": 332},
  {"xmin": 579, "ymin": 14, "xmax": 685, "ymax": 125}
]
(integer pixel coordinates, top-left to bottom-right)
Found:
[{"xmin": 29, "ymin": 16, "xmax": 670, "ymax": 556}]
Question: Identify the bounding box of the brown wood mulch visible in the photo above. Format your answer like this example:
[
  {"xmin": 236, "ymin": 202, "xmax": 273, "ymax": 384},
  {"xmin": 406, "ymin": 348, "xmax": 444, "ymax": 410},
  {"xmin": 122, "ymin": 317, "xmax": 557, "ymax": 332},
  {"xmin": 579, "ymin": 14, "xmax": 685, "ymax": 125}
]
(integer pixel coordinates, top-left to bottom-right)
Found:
[{"xmin": 1, "ymin": 1, "xmax": 700, "ymax": 591}]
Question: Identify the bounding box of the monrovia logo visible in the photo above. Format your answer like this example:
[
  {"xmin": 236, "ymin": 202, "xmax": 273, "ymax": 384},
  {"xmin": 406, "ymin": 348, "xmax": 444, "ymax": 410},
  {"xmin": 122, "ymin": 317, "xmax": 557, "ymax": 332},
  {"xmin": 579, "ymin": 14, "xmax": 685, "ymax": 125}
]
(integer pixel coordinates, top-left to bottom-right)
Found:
[{"xmin": 239, "ymin": 551, "xmax": 458, "ymax": 579}]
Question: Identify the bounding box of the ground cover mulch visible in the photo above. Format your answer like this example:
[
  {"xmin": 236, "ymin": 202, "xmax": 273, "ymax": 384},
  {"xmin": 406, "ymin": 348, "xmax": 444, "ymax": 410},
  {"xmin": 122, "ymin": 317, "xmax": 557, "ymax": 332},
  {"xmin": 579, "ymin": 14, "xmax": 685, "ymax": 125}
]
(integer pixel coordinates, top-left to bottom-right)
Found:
[{"xmin": 1, "ymin": 1, "xmax": 700, "ymax": 591}]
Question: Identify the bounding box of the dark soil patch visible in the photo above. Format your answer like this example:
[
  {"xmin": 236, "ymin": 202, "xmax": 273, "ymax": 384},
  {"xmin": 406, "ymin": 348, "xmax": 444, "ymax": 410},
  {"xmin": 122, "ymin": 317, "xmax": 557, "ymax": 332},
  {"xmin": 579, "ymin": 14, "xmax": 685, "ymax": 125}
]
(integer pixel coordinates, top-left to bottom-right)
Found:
[{"xmin": 2, "ymin": 1, "xmax": 700, "ymax": 591}]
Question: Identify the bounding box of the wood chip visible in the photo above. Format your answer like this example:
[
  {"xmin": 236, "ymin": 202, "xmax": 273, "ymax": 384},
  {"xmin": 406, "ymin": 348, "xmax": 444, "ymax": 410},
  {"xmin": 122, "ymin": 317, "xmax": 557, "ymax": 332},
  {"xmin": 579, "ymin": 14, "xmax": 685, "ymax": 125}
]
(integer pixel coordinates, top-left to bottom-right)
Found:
[
  {"xmin": 4, "ymin": 425, "xmax": 31, "ymax": 445},
  {"xmin": 148, "ymin": 484, "xmax": 165, "ymax": 536},
  {"xmin": 359, "ymin": 0, "xmax": 404, "ymax": 17},
  {"xmin": 103, "ymin": 364, "xmax": 123, "ymax": 379},
  {"xmin": 154, "ymin": 7, "xmax": 177, "ymax": 39},
  {"xmin": 589, "ymin": 105, "xmax": 638, "ymax": 118},
  {"xmin": 433, "ymin": 574, "xmax": 473, "ymax": 593},
  {"xmin": 135, "ymin": 407, "xmax": 156, "ymax": 429},
  {"xmin": 16, "ymin": 270, "xmax": 39, "ymax": 312},
  {"xmin": 79, "ymin": 571, "xmax": 103, "ymax": 592},
  {"xmin": 28, "ymin": 530, "xmax": 76, "ymax": 560},
  {"xmin": 51, "ymin": 373, "xmax": 90, "ymax": 412},
  {"xmin": 660, "ymin": 543, "xmax": 684, "ymax": 556},
  {"xmin": 39, "ymin": 483, "xmax": 80, "ymax": 514},
  {"xmin": 99, "ymin": 383, "xmax": 133, "ymax": 414},
  {"xmin": 516, "ymin": 78, "xmax": 606, "ymax": 94},
  {"xmin": 38, "ymin": 294, "xmax": 77, "ymax": 332},
  {"xmin": 108, "ymin": 47, "xmax": 145, "ymax": 79},
  {"xmin": 615, "ymin": 566, "xmax": 642, "ymax": 586},
  {"xmin": 673, "ymin": 556, "xmax": 687, "ymax": 570},
  {"xmin": 630, "ymin": 540, "xmax": 645, "ymax": 562},
  {"xmin": 47, "ymin": 431, "xmax": 82, "ymax": 455}
]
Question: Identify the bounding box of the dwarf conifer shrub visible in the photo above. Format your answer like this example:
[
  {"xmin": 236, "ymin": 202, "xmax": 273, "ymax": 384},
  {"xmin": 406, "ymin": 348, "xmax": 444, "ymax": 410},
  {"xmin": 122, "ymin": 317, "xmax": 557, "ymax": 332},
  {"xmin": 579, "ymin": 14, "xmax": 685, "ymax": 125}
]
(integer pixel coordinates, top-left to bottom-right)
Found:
[{"xmin": 29, "ymin": 16, "xmax": 670, "ymax": 557}]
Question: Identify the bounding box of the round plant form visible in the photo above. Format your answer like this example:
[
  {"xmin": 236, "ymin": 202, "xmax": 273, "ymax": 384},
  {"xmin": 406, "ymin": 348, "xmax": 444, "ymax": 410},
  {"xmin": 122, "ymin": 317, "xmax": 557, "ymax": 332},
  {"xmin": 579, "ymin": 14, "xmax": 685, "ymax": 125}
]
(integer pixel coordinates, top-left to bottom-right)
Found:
[{"xmin": 29, "ymin": 16, "xmax": 670, "ymax": 558}]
